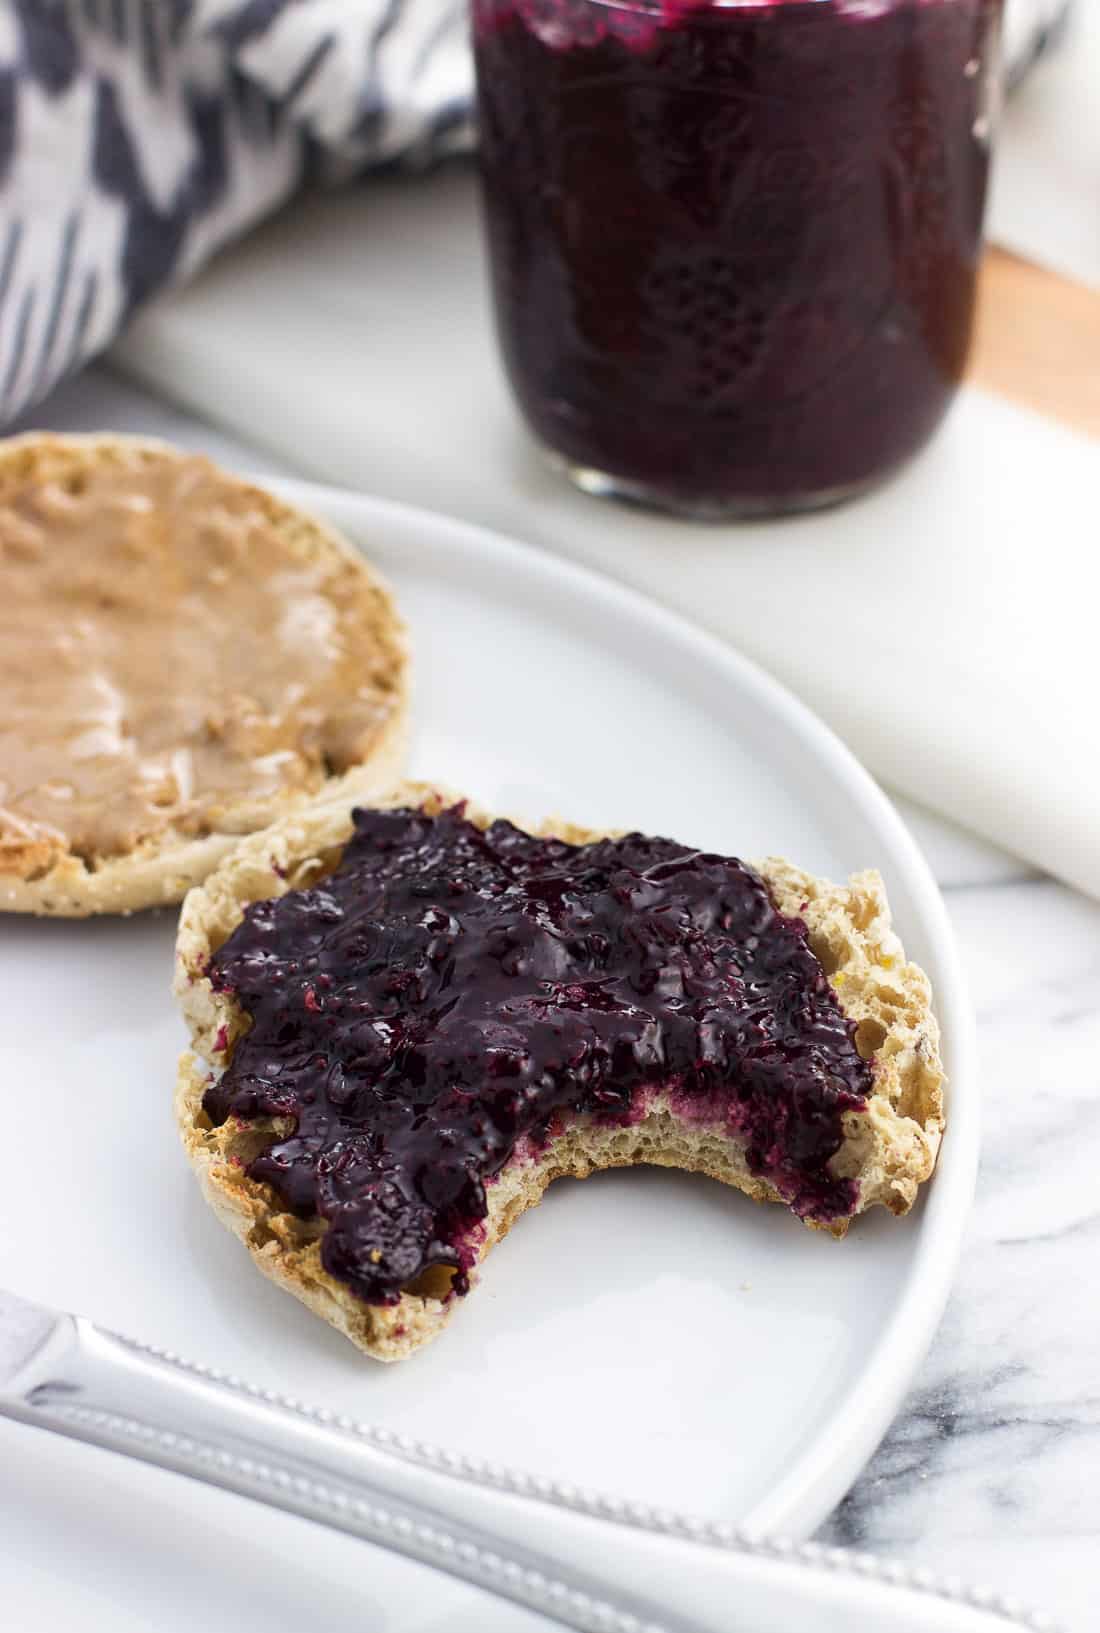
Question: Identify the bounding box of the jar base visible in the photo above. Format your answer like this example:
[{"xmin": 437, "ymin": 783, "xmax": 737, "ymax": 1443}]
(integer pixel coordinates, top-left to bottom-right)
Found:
[{"xmin": 546, "ymin": 451, "xmax": 884, "ymax": 522}]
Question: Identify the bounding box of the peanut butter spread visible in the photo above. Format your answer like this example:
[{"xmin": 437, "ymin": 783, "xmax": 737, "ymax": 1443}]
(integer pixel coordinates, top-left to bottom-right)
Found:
[{"xmin": 0, "ymin": 448, "xmax": 404, "ymax": 877}]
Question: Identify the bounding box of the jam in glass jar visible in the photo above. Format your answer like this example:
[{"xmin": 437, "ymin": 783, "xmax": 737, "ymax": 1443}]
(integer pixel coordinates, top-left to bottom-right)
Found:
[{"xmin": 472, "ymin": 0, "xmax": 1003, "ymax": 517}]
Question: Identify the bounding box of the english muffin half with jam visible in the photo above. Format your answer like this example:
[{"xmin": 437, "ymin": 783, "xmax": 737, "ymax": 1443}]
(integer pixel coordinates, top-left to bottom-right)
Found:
[{"xmin": 175, "ymin": 783, "xmax": 945, "ymax": 1361}]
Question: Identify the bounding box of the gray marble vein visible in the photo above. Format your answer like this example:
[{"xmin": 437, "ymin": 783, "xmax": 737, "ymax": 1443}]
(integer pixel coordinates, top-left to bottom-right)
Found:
[{"xmin": 820, "ymin": 878, "xmax": 1100, "ymax": 1632}]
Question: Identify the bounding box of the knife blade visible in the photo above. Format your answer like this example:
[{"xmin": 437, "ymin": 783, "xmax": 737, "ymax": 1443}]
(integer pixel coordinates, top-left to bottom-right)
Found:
[{"xmin": 0, "ymin": 1286, "xmax": 64, "ymax": 1386}]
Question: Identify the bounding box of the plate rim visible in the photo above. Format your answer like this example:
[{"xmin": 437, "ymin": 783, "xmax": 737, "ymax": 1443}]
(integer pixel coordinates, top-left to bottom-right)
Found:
[{"xmin": 262, "ymin": 474, "xmax": 976, "ymax": 1539}]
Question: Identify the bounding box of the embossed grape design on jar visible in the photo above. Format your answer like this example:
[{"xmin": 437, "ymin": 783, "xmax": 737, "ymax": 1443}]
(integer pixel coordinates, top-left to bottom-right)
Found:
[{"xmin": 472, "ymin": 0, "xmax": 1003, "ymax": 518}]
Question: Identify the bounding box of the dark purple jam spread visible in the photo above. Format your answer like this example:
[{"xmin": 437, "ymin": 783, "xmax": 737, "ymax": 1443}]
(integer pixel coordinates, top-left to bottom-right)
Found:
[
  {"xmin": 204, "ymin": 806, "xmax": 873, "ymax": 1305},
  {"xmin": 473, "ymin": 0, "xmax": 1000, "ymax": 513}
]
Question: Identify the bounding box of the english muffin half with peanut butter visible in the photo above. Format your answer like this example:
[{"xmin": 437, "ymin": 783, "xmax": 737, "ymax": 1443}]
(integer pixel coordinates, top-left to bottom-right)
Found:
[{"xmin": 0, "ymin": 433, "xmax": 408, "ymax": 916}]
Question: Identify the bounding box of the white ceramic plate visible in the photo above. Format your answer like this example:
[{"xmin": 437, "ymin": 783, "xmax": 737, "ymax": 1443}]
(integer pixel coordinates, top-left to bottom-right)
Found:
[{"xmin": 0, "ymin": 482, "xmax": 976, "ymax": 1633}]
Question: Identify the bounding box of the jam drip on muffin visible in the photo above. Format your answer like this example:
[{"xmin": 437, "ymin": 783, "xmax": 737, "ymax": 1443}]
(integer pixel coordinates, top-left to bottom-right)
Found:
[{"xmin": 205, "ymin": 806, "xmax": 874, "ymax": 1305}]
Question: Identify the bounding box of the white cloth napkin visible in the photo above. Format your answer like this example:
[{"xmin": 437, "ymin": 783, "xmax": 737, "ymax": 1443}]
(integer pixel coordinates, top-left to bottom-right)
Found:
[
  {"xmin": 110, "ymin": 166, "xmax": 1100, "ymax": 899},
  {"xmin": 989, "ymin": 2, "xmax": 1100, "ymax": 289}
]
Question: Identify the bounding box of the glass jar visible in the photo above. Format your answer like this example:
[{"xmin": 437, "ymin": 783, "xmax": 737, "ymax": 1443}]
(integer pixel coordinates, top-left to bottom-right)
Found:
[{"xmin": 472, "ymin": 0, "xmax": 1003, "ymax": 519}]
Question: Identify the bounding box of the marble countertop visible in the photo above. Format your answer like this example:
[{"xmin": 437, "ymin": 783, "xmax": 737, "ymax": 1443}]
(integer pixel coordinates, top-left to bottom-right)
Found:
[{"xmin": 13, "ymin": 366, "xmax": 1100, "ymax": 1633}]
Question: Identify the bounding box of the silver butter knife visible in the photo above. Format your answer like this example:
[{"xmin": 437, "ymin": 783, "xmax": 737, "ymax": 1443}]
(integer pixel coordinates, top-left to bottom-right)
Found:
[{"xmin": 0, "ymin": 1287, "xmax": 1055, "ymax": 1633}]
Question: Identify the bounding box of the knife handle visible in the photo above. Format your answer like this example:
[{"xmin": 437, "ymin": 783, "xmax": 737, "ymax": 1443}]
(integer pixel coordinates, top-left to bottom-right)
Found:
[{"xmin": 2, "ymin": 1312, "xmax": 1052, "ymax": 1633}]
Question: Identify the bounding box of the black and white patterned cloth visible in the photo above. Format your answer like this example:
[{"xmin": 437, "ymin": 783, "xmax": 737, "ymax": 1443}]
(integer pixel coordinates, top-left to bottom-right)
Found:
[
  {"xmin": 0, "ymin": 0, "xmax": 471, "ymax": 421},
  {"xmin": 0, "ymin": 0, "xmax": 1073, "ymax": 424}
]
